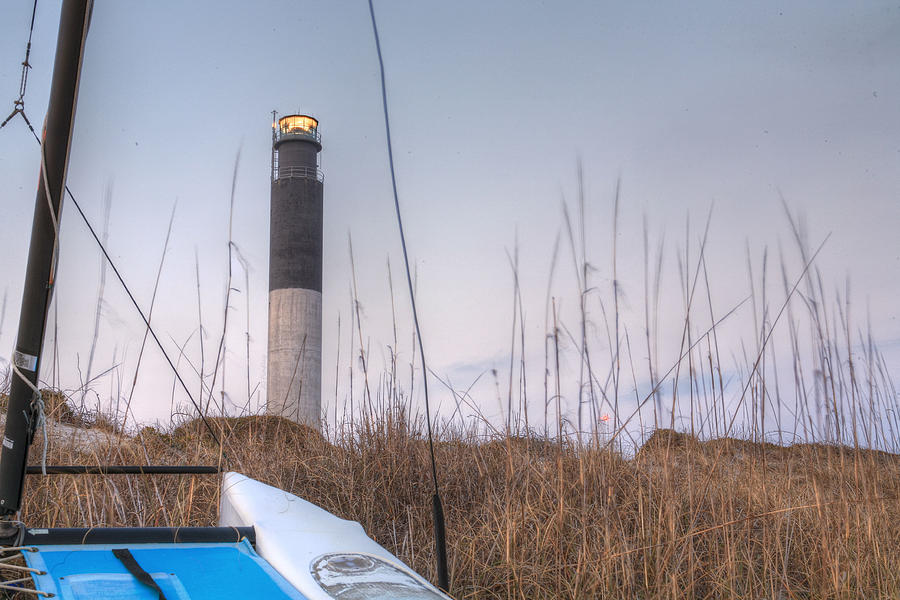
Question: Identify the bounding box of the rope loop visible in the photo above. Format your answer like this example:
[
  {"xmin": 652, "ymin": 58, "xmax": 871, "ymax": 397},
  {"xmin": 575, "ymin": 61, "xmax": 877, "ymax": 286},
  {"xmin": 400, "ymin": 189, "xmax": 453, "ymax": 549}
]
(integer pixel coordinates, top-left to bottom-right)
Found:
[{"xmin": 9, "ymin": 363, "xmax": 48, "ymax": 476}]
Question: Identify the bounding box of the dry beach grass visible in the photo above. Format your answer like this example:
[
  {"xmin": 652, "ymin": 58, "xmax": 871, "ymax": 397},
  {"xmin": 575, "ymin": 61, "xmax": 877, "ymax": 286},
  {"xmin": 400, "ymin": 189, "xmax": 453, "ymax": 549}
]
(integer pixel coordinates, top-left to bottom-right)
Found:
[{"xmin": 0, "ymin": 395, "xmax": 896, "ymax": 599}]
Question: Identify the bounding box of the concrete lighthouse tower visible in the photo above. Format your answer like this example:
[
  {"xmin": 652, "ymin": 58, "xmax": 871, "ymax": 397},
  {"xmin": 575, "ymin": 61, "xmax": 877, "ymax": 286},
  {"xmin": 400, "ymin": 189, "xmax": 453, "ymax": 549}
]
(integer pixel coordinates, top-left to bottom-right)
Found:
[{"xmin": 267, "ymin": 113, "xmax": 324, "ymax": 428}]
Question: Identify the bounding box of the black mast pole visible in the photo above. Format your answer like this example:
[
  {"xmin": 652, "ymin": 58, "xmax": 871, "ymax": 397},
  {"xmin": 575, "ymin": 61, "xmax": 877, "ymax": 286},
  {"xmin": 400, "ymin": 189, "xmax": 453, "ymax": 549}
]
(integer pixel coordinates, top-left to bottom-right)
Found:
[{"xmin": 0, "ymin": 0, "xmax": 92, "ymax": 518}]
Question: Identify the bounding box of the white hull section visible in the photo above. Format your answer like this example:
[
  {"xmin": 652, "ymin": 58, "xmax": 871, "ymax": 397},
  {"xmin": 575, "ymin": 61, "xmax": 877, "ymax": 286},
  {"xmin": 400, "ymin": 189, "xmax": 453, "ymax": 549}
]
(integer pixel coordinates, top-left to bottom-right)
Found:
[
  {"xmin": 219, "ymin": 472, "xmax": 450, "ymax": 599},
  {"xmin": 267, "ymin": 288, "xmax": 322, "ymax": 428}
]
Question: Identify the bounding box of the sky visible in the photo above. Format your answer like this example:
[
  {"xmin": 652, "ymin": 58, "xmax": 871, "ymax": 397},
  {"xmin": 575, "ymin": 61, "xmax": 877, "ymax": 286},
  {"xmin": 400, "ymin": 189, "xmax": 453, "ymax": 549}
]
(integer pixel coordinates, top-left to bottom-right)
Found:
[{"xmin": 0, "ymin": 1, "xmax": 898, "ymax": 440}]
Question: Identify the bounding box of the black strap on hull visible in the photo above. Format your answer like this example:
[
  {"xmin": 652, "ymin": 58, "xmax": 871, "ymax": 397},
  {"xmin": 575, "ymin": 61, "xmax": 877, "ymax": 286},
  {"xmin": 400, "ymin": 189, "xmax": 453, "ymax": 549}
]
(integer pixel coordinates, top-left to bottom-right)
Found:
[{"xmin": 112, "ymin": 547, "xmax": 167, "ymax": 600}]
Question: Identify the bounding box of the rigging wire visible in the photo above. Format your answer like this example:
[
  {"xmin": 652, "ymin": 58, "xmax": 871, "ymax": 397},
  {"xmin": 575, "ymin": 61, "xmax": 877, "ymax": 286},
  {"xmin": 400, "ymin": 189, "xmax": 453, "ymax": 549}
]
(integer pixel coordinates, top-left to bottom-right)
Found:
[
  {"xmin": 28, "ymin": 125, "xmax": 228, "ymax": 459},
  {"xmin": 62, "ymin": 181, "xmax": 228, "ymax": 458},
  {"xmin": 366, "ymin": 0, "xmax": 449, "ymax": 591},
  {"xmin": 0, "ymin": 0, "xmax": 39, "ymax": 134},
  {"xmin": 0, "ymin": 1, "xmax": 226, "ymax": 458}
]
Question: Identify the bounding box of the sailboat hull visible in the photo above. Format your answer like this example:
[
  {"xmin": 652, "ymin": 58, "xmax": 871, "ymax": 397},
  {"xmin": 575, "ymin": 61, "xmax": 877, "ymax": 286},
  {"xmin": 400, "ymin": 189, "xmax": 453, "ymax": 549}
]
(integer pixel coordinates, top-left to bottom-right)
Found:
[{"xmin": 219, "ymin": 472, "xmax": 450, "ymax": 599}]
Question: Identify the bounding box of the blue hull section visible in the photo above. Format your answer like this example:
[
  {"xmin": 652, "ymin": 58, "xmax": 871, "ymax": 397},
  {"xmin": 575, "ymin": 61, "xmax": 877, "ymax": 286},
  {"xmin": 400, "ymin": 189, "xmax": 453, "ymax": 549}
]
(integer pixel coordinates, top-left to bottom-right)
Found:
[{"xmin": 24, "ymin": 540, "xmax": 309, "ymax": 600}]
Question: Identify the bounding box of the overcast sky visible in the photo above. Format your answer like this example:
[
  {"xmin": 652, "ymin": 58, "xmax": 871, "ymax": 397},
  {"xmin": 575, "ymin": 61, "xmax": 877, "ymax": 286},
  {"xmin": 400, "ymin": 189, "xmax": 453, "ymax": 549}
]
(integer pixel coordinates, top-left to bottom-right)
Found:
[{"xmin": 0, "ymin": 1, "xmax": 897, "ymax": 437}]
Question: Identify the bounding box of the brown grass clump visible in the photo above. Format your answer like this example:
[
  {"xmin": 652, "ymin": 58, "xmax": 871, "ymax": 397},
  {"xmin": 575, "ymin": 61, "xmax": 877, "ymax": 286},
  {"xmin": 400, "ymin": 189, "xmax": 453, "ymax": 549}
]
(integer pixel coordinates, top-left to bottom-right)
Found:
[
  {"xmin": 1, "ymin": 389, "xmax": 76, "ymax": 424},
  {"xmin": 9, "ymin": 401, "xmax": 899, "ymax": 600}
]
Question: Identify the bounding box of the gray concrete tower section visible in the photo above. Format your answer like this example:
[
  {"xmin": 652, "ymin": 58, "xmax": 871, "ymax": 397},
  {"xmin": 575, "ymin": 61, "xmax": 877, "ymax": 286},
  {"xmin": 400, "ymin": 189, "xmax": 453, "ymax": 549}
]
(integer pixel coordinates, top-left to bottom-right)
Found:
[{"xmin": 267, "ymin": 115, "xmax": 324, "ymax": 428}]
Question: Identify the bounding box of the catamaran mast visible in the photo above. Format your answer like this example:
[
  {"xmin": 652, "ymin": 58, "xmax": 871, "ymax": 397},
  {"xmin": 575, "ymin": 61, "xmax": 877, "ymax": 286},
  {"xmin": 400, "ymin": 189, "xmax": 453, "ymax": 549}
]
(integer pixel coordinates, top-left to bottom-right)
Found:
[{"xmin": 0, "ymin": 0, "xmax": 92, "ymax": 517}]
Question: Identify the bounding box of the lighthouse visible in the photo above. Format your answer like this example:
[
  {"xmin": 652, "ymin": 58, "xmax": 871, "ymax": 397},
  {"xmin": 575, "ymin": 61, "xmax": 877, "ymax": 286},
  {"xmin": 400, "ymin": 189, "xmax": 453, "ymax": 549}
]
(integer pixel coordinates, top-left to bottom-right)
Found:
[{"xmin": 267, "ymin": 114, "xmax": 324, "ymax": 428}]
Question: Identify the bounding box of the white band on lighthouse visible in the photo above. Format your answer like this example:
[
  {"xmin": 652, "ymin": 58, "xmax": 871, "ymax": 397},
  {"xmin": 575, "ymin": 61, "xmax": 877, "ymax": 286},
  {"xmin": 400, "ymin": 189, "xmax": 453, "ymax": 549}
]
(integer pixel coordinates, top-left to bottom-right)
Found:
[{"xmin": 266, "ymin": 287, "xmax": 322, "ymax": 428}]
